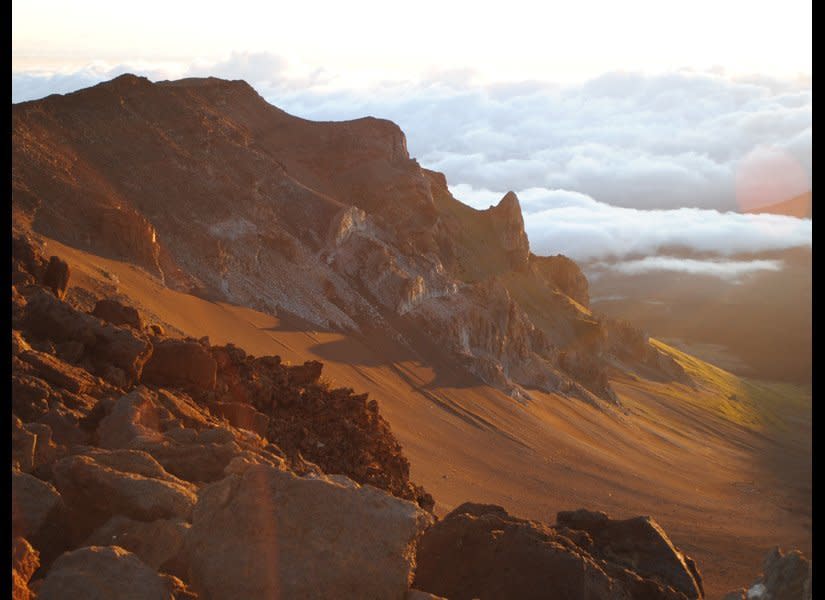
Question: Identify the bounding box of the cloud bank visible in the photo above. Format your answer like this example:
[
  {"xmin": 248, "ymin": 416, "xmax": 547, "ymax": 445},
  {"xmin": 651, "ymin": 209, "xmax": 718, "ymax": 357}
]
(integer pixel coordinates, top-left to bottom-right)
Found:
[
  {"xmin": 450, "ymin": 185, "xmax": 811, "ymax": 262},
  {"xmin": 595, "ymin": 256, "xmax": 784, "ymax": 279}
]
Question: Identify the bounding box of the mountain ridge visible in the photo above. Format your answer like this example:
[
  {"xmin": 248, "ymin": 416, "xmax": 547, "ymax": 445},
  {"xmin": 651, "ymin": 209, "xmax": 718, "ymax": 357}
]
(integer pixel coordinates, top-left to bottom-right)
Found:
[{"xmin": 12, "ymin": 73, "xmax": 685, "ymax": 406}]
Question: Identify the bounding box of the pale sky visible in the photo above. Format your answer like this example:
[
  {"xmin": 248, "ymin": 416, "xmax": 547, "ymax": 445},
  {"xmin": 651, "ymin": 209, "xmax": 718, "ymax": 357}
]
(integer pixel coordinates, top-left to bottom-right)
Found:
[{"xmin": 12, "ymin": 0, "xmax": 812, "ymax": 83}]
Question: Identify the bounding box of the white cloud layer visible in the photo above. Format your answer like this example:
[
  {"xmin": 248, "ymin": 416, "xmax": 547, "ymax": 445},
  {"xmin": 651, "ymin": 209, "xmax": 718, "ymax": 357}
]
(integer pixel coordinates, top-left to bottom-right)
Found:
[
  {"xmin": 451, "ymin": 185, "xmax": 812, "ymax": 262},
  {"xmin": 596, "ymin": 256, "xmax": 784, "ymax": 279}
]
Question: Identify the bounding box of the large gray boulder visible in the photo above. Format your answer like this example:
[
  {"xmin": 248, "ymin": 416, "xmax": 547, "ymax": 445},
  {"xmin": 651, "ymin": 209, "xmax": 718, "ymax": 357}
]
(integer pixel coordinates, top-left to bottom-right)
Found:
[{"xmin": 185, "ymin": 463, "xmax": 434, "ymax": 599}]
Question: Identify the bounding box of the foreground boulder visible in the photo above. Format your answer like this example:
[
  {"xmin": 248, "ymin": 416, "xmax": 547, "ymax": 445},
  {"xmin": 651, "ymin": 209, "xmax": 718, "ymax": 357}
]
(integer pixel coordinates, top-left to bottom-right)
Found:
[
  {"xmin": 185, "ymin": 463, "xmax": 434, "ymax": 599},
  {"xmin": 557, "ymin": 509, "xmax": 704, "ymax": 599},
  {"xmin": 38, "ymin": 545, "xmax": 190, "ymax": 600},
  {"xmin": 414, "ymin": 503, "xmax": 702, "ymax": 600}
]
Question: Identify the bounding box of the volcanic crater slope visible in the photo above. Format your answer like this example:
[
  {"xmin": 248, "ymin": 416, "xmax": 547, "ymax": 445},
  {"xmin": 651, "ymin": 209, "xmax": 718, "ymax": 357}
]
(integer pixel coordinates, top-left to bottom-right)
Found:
[{"xmin": 13, "ymin": 73, "xmax": 685, "ymax": 407}]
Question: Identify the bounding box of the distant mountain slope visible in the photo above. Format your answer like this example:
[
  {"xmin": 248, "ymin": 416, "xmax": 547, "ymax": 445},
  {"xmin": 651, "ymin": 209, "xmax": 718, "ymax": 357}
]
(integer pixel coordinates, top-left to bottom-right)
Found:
[
  {"xmin": 13, "ymin": 74, "xmax": 684, "ymax": 405},
  {"xmin": 744, "ymin": 191, "xmax": 811, "ymax": 218}
]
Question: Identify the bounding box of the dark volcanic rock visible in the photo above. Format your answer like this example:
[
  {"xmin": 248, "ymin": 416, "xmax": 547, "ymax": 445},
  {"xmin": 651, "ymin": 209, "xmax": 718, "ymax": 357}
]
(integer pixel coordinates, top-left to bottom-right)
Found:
[
  {"xmin": 415, "ymin": 503, "xmax": 702, "ymax": 600},
  {"xmin": 92, "ymin": 298, "xmax": 144, "ymax": 330},
  {"xmin": 759, "ymin": 547, "xmax": 812, "ymax": 600},
  {"xmin": 413, "ymin": 503, "xmax": 625, "ymax": 600},
  {"xmin": 489, "ymin": 192, "xmax": 530, "ymax": 271},
  {"xmin": 43, "ymin": 256, "xmax": 71, "ymax": 299},
  {"xmin": 21, "ymin": 288, "xmax": 152, "ymax": 384},
  {"xmin": 557, "ymin": 509, "xmax": 703, "ymax": 599},
  {"xmin": 84, "ymin": 516, "xmax": 190, "ymax": 577},
  {"xmin": 142, "ymin": 338, "xmax": 217, "ymax": 391}
]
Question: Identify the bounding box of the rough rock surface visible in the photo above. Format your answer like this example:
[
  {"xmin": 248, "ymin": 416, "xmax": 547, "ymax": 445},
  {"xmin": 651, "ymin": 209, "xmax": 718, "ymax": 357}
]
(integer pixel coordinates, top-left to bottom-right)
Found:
[
  {"xmin": 11, "ymin": 471, "xmax": 69, "ymax": 565},
  {"xmin": 85, "ymin": 516, "xmax": 190, "ymax": 576},
  {"xmin": 21, "ymin": 287, "xmax": 152, "ymax": 385},
  {"xmin": 186, "ymin": 463, "xmax": 434, "ymax": 600},
  {"xmin": 532, "ymin": 253, "xmax": 590, "ymax": 307},
  {"xmin": 38, "ymin": 545, "xmax": 186, "ymax": 600},
  {"xmin": 52, "ymin": 449, "xmax": 197, "ymax": 524},
  {"xmin": 92, "ymin": 298, "xmax": 144, "ymax": 330},
  {"xmin": 12, "ymin": 537, "xmax": 40, "ymax": 600},
  {"xmin": 142, "ymin": 338, "xmax": 217, "ymax": 391},
  {"xmin": 557, "ymin": 509, "xmax": 704, "ymax": 599},
  {"xmin": 414, "ymin": 503, "xmax": 702, "ymax": 600}
]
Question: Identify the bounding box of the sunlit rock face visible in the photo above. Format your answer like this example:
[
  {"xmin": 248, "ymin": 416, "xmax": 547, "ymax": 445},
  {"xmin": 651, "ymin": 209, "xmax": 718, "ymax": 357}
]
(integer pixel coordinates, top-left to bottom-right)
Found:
[{"xmin": 13, "ymin": 75, "xmax": 685, "ymax": 405}]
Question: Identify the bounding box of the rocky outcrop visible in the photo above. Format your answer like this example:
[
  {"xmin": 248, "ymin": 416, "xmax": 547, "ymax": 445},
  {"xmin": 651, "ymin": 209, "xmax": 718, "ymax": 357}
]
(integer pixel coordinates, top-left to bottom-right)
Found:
[
  {"xmin": 21, "ymin": 287, "xmax": 152, "ymax": 385},
  {"xmin": 601, "ymin": 318, "xmax": 688, "ymax": 382},
  {"xmin": 12, "ymin": 235, "xmax": 70, "ymax": 299},
  {"xmin": 185, "ymin": 463, "xmax": 434, "ymax": 600},
  {"xmin": 414, "ymin": 503, "xmax": 703, "ymax": 600},
  {"xmin": 488, "ymin": 192, "xmax": 530, "ymax": 271},
  {"xmin": 557, "ymin": 509, "xmax": 704, "ymax": 599},
  {"xmin": 44, "ymin": 256, "xmax": 71, "ymax": 300}
]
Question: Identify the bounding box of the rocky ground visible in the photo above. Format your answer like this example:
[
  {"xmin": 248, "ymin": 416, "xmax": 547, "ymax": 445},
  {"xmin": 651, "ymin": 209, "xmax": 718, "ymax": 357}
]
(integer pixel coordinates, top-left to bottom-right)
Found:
[{"xmin": 12, "ymin": 232, "xmax": 793, "ymax": 600}]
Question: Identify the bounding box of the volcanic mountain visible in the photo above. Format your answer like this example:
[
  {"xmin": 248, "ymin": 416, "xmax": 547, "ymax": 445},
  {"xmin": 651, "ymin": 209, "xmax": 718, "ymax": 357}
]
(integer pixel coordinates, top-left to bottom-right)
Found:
[{"xmin": 11, "ymin": 75, "xmax": 812, "ymax": 597}]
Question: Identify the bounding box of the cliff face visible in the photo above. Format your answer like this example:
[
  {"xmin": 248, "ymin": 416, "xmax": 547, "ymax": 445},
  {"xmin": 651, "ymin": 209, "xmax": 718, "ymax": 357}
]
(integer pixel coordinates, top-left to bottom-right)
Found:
[{"xmin": 12, "ymin": 74, "xmax": 684, "ymax": 405}]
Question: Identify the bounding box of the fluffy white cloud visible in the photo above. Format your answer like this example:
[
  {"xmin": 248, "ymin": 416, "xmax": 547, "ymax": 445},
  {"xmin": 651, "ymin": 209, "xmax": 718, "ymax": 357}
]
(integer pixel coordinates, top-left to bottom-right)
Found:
[
  {"xmin": 595, "ymin": 256, "xmax": 784, "ymax": 279},
  {"xmin": 450, "ymin": 185, "xmax": 812, "ymax": 262}
]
